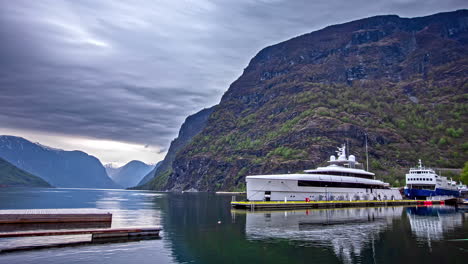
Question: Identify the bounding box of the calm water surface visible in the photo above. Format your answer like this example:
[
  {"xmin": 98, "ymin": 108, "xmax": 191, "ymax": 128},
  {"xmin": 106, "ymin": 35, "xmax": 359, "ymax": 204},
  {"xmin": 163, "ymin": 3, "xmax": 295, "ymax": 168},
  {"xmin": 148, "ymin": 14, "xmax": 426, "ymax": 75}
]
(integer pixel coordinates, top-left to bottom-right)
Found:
[{"xmin": 0, "ymin": 188, "xmax": 467, "ymax": 264}]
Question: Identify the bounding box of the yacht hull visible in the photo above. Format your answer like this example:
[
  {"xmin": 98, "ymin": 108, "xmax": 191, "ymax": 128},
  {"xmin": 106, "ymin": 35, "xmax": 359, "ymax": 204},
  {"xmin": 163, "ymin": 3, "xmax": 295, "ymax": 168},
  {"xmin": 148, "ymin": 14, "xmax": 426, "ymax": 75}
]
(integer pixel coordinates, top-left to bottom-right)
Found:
[{"xmin": 246, "ymin": 177, "xmax": 402, "ymax": 201}]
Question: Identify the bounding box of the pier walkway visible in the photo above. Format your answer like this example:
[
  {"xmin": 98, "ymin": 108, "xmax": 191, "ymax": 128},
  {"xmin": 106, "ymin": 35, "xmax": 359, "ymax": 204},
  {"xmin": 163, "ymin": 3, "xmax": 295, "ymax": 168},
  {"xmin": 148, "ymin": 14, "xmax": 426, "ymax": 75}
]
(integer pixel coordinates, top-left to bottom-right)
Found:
[
  {"xmin": 0, "ymin": 208, "xmax": 112, "ymax": 224},
  {"xmin": 0, "ymin": 226, "xmax": 161, "ymax": 239},
  {"xmin": 231, "ymin": 199, "xmax": 441, "ymax": 210}
]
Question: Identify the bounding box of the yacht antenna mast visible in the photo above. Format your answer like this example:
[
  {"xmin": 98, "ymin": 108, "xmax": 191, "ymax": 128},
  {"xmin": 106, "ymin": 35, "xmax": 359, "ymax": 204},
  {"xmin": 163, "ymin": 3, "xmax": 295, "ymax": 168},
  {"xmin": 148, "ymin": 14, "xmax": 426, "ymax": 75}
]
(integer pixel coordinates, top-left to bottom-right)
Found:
[
  {"xmin": 346, "ymin": 139, "xmax": 349, "ymax": 158},
  {"xmin": 365, "ymin": 132, "xmax": 369, "ymax": 172}
]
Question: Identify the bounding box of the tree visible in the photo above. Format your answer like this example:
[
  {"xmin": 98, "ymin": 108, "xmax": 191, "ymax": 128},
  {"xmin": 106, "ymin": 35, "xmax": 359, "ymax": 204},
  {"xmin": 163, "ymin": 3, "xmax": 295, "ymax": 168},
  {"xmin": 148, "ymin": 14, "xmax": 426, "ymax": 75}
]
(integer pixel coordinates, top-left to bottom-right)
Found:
[{"xmin": 461, "ymin": 162, "xmax": 468, "ymax": 185}]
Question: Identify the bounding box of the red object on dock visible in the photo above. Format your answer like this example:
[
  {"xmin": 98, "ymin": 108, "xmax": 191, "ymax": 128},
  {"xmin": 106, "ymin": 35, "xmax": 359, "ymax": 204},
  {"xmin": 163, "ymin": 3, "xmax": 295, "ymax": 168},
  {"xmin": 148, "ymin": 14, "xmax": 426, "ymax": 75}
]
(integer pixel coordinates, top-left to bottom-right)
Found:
[
  {"xmin": 440, "ymin": 200, "xmax": 445, "ymax": 205},
  {"xmin": 423, "ymin": 201, "xmax": 433, "ymax": 206},
  {"xmin": 305, "ymin": 198, "xmax": 310, "ymax": 202}
]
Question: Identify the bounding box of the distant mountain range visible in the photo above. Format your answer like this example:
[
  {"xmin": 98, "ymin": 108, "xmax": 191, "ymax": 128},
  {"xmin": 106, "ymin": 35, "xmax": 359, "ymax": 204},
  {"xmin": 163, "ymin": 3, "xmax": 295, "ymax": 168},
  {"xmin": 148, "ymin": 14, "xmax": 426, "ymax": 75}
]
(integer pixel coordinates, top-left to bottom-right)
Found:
[
  {"xmin": 0, "ymin": 157, "xmax": 51, "ymax": 187},
  {"xmin": 105, "ymin": 160, "xmax": 154, "ymax": 188},
  {"xmin": 0, "ymin": 135, "xmax": 119, "ymax": 188}
]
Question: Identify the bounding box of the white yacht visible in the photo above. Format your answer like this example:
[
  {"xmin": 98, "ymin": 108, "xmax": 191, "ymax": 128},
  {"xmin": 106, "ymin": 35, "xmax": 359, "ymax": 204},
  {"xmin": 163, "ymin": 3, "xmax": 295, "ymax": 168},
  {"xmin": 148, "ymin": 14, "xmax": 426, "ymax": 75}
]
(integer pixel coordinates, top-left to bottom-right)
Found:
[{"xmin": 246, "ymin": 145, "xmax": 402, "ymax": 201}]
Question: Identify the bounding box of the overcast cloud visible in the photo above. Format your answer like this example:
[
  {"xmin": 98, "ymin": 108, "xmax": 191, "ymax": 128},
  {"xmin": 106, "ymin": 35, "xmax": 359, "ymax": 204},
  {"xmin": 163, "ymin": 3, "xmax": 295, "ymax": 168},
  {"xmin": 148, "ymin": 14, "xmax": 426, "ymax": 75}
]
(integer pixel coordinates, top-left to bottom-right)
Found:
[{"xmin": 0, "ymin": 0, "xmax": 466, "ymax": 164}]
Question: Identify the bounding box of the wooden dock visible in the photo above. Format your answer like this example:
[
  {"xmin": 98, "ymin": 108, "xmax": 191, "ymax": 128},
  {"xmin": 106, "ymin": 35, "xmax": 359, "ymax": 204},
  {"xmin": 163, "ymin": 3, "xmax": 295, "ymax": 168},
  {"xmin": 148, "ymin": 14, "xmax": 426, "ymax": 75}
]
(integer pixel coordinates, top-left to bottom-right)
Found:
[
  {"xmin": 0, "ymin": 208, "xmax": 112, "ymax": 224},
  {"xmin": 0, "ymin": 226, "xmax": 161, "ymax": 239},
  {"xmin": 0, "ymin": 226, "xmax": 161, "ymax": 254},
  {"xmin": 231, "ymin": 200, "xmax": 442, "ymax": 210}
]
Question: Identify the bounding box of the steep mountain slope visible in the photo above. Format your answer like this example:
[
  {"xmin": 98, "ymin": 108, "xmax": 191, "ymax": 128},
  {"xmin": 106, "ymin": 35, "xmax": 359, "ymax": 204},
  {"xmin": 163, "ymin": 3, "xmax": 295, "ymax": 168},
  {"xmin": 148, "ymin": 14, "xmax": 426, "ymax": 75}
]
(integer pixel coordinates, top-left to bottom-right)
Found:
[
  {"xmin": 0, "ymin": 157, "xmax": 52, "ymax": 187},
  {"xmin": 137, "ymin": 107, "xmax": 214, "ymax": 190},
  {"xmin": 0, "ymin": 136, "xmax": 119, "ymax": 188},
  {"xmin": 149, "ymin": 10, "xmax": 468, "ymax": 191},
  {"xmin": 109, "ymin": 160, "xmax": 154, "ymax": 188},
  {"xmin": 137, "ymin": 161, "xmax": 161, "ymax": 186},
  {"xmin": 104, "ymin": 164, "xmax": 120, "ymax": 178}
]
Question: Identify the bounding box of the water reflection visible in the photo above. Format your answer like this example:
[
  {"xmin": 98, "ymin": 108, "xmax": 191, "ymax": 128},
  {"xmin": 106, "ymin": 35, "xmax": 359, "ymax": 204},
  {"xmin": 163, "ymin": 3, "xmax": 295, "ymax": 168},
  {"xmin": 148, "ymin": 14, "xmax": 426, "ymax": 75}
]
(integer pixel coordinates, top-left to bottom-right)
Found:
[
  {"xmin": 94, "ymin": 190, "xmax": 164, "ymax": 228},
  {"xmin": 407, "ymin": 206, "xmax": 464, "ymax": 246},
  {"xmin": 236, "ymin": 207, "xmax": 403, "ymax": 264},
  {"xmin": 1, "ymin": 190, "xmax": 468, "ymax": 264},
  {"xmin": 0, "ymin": 188, "xmax": 166, "ymax": 252}
]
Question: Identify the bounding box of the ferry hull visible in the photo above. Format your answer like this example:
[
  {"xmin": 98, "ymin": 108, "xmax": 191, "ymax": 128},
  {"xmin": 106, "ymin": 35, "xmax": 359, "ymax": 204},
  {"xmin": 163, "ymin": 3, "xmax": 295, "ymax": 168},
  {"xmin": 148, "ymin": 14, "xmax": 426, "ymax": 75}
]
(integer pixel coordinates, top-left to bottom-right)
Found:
[{"xmin": 404, "ymin": 188, "xmax": 459, "ymax": 199}]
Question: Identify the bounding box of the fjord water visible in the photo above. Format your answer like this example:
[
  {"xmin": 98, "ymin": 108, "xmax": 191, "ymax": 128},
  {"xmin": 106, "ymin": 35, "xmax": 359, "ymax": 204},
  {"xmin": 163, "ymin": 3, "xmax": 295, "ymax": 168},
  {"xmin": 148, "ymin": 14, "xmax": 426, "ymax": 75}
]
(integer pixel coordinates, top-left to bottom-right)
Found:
[{"xmin": 0, "ymin": 188, "xmax": 467, "ymax": 264}]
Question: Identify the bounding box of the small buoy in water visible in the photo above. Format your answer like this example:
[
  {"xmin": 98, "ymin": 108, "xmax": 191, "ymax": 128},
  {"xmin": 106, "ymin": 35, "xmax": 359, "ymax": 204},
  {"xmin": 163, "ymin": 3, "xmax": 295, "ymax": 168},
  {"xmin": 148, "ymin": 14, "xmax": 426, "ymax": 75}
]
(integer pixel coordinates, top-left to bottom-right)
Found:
[{"xmin": 217, "ymin": 220, "xmax": 221, "ymax": 224}]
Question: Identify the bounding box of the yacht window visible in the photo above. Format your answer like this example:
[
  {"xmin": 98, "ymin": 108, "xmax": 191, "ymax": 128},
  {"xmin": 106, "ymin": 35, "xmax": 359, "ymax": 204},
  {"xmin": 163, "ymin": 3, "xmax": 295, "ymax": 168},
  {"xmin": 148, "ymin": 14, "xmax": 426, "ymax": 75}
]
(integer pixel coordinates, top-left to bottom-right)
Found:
[
  {"xmin": 298, "ymin": 180, "xmax": 385, "ymax": 189},
  {"xmin": 306, "ymin": 171, "xmax": 372, "ymax": 179}
]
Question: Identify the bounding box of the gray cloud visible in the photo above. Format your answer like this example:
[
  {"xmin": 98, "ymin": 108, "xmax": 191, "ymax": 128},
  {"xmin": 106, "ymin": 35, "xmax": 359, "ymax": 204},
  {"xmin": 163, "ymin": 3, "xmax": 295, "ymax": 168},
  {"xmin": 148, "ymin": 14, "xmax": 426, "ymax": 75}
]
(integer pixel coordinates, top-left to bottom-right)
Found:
[{"xmin": 0, "ymin": 0, "xmax": 466, "ymax": 149}]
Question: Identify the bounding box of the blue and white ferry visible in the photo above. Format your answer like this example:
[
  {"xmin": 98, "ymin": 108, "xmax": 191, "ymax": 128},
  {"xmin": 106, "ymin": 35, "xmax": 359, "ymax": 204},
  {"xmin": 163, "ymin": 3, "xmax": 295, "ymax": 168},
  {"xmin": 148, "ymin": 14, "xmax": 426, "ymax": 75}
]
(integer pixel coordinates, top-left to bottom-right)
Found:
[{"xmin": 404, "ymin": 160, "xmax": 459, "ymax": 199}]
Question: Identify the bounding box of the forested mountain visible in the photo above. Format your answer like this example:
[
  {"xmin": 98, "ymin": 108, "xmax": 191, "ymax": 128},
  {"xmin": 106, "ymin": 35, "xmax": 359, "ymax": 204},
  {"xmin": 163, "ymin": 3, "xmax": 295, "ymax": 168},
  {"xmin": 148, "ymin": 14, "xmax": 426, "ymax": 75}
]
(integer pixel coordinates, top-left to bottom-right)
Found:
[
  {"xmin": 0, "ymin": 157, "xmax": 51, "ymax": 187},
  {"xmin": 142, "ymin": 10, "xmax": 468, "ymax": 191}
]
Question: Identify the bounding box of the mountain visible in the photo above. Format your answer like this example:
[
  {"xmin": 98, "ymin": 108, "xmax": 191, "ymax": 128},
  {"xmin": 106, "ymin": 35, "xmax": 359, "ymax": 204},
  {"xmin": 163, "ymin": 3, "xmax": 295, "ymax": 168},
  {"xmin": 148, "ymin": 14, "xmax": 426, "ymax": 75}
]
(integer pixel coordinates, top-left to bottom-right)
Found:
[
  {"xmin": 0, "ymin": 135, "xmax": 119, "ymax": 188},
  {"xmin": 141, "ymin": 10, "xmax": 468, "ymax": 191},
  {"xmin": 108, "ymin": 160, "xmax": 154, "ymax": 188},
  {"xmin": 137, "ymin": 107, "xmax": 214, "ymax": 189},
  {"xmin": 137, "ymin": 161, "xmax": 162, "ymax": 186},
  {"xmin": 104, "ymin": 163, "xmax": 120, "ymax": 178},
  {"xmin": 0, "ymin": 157, "xmax": 52, "ymax": 187}
]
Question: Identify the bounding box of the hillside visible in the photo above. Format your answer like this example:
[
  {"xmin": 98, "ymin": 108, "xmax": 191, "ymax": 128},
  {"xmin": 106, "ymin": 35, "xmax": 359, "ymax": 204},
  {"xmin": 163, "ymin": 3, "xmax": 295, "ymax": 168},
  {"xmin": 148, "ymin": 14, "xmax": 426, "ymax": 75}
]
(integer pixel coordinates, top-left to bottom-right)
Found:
[
  {"xmin": 138, "ymin": 107, "xmax": 214, "ymax": 189},
  {"xmin": 0, "ymin": 136, "xmax": 119, "ymax": 188},
  {"xmin": 144, "ymin": 10, "xmax": 468, "ymax": 191},
  {"xmin": 0, "ymin": 157, "xmax": 52, "ymax": 187},
  {"xmin": 109, "ymin": 160, "xmax": 154, "ymax": 188}
]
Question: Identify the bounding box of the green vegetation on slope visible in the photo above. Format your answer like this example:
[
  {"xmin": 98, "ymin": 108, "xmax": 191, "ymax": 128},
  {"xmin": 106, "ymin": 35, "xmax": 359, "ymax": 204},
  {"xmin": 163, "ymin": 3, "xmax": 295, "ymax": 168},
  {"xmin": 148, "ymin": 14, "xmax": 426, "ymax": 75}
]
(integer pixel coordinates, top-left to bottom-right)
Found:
[
  {"xmin": 461, "ymin": 162, "xmax": 468, "ymax": 185},
  {"xmin": 184, "ymin": 81, "xmax": 466, "ymax": 189},
  {"xmin": 0, "ymin": 157, "xmax": 52, "ymax": 187}
]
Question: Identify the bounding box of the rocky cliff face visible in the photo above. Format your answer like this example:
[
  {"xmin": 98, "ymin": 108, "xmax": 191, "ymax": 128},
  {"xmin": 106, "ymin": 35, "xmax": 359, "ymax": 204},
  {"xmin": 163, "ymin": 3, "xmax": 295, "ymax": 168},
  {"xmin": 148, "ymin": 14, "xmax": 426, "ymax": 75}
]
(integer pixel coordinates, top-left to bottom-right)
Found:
[
  {"xmin": 0, "ymin": 135, "xmax": 119, "ymax": 188},
  {"xmin": 153, "ymin": 10, "xmax": 468, "ymax": 191},
  {"xmin": 137, "ymin": 107, "xmax": 214, "ymax": 189}
]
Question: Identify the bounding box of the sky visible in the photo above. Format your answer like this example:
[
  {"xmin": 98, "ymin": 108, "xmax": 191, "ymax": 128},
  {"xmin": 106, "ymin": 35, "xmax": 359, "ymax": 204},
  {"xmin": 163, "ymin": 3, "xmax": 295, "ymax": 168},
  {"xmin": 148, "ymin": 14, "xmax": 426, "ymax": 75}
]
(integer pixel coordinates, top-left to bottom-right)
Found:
[{"xmin": 0, "ymin": 0, "xmax": 466, "ymax": 166}]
